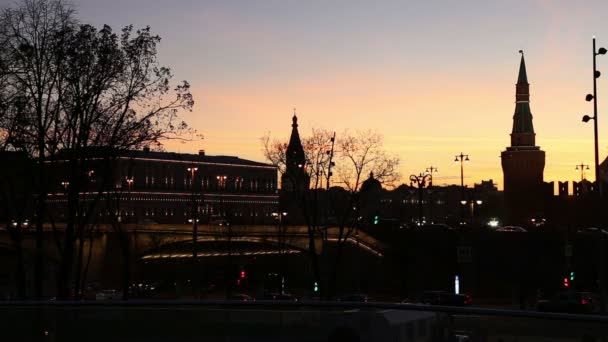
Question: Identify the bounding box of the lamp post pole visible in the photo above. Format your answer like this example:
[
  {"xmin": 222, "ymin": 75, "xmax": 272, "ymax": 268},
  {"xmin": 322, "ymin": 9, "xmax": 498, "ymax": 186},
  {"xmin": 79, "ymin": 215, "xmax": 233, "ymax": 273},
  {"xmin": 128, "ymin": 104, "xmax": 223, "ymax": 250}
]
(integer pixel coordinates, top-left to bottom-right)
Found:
[
  {"xmin": 425, "ymin": 166, "xmax": 438, "ymax": 223},
  {"xmin": 454, "ymin": 153, "xmax": 470, "ymax": 223},
  {"xmin": 273, "ymin": 211, "xmax": 288, "ymax": 294},
  {"xmin": 583, "ymin": 37, "xmax": 606, "ymax": 196},
  {"xmin": 410, "ymin": 172, "xmax": 432, "ymax": 226},
  {"xmin": 187, "ymin": 167, "xmax": 199, "ymax": 298},
  {"xmin": 593, "ymin": 37, "xmax": 601, "ymax": 197},
  {"xmin": 581, "ymin": 37, "xmax": 607, "ymax": 313}
]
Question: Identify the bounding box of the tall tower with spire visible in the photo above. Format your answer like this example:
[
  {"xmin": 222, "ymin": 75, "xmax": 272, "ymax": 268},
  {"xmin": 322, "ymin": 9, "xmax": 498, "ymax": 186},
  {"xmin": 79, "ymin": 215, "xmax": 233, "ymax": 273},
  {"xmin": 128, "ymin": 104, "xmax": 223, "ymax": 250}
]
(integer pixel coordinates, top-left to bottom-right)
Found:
[
  {"xmin": 281, "ymin": 110, "xmax": 310, "ymax": 191},
  {"xmin": 501, "ymin": 51, "xmax": 546, "ymax": 224}
]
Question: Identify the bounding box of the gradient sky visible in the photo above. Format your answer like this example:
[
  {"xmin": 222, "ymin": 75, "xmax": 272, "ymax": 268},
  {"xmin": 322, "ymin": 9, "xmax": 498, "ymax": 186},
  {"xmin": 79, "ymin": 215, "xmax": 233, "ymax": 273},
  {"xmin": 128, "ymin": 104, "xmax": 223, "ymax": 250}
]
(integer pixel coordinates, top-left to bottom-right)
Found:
[{"xmin": 7, "ymin": 0, "xmax": 608, "ymax": 189}]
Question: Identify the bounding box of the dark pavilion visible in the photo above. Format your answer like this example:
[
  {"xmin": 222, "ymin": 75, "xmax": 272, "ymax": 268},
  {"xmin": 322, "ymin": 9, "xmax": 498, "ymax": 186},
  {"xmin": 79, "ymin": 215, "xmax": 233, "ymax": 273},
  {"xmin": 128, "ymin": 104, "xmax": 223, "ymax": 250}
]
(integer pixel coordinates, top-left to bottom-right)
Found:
[{"xmin": 501, "ymin": 51, "xmax": 546, "ymax": 224}]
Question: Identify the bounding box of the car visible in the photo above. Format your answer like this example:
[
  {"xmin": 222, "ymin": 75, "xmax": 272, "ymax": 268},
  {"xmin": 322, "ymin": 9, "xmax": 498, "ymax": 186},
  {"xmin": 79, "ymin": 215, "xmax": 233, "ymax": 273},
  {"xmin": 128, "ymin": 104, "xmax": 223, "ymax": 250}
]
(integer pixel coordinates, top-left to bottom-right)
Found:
[
  {"xmin": 495, "ymin": 226, "xmax": 527, "ymax": 232},
  {"xmin": 577, "ymin": 227, "xmax": 608, "ymax": 235},
  {"xmin": 95, "ymin": 289, "xmax": 121, "ymax": 300},
  {"xmin": 229, "ymin": 294, "xmax": 255, "ymax": 302},
  {"xmin": 336, "ymin": 294, "xmax": 368, "ymax": 302},
  {"xmin": 264, "ymin": 293, "xmax": 298, "ymax": 301},
  {"xmin": 413, "ymin": 291, "xmax": 472, "ymax": 306},
  {"xmin": 537, "ymin": 291, "xmax": 595, "ymax": 314},
  {"xmin": 418, "ymin": 224, "xmax": 455, "ymax": 232}
]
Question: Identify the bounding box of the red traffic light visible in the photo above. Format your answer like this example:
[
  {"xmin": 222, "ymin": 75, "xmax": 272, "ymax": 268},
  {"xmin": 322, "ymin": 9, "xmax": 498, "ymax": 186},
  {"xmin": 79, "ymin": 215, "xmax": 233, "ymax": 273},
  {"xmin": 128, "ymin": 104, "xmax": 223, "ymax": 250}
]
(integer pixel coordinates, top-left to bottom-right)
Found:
[
  {"xmin": 240, "ymin": 270, "xmax": 246, "ymax": 279},
  {"xmin": 563, "ymin": 277, "xmax": 569, "ymax": 288}
]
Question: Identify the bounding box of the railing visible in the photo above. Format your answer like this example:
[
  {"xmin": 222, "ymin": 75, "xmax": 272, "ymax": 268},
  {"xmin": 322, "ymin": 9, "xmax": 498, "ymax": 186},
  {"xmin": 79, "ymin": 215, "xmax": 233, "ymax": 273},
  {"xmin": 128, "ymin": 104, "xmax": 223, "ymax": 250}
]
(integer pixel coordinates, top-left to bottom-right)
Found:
[{"xmin": 1, "ymin": 300, "xmax": 607, "ymax": 341}]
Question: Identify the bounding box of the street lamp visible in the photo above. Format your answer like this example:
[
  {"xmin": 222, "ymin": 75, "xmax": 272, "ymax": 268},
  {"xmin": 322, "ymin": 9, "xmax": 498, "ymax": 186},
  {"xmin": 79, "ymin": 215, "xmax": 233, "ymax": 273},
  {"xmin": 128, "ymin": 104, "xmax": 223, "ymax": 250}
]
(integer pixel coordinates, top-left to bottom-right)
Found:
[
  {"xmin": 582, "ymin": 36, "xmax": 606, "ymax": 197},
  {"xmin": 575, "ymin": 163, "xmax": 591, "ymax": 182},
  {"xmin": 216, "ymin": 175, "xmax": 227, "ymax": 189},
  {"xmin": 125, "ymin": 177, "xmax": 134, "ymax": 190},
  {"xmin": 410, "ymin": 172, "xmax": 432, "ymax": 226},
  {"xmin": 187, "ymin": 166, "xmax": 200, "ymax": 297},
  {"xmin": 425, "ymin": 166, "xmax": 438, "ymax": 223},
  {"xmin": 460, "ymin": 199, "xmax": 483, "ymax": 225},
  {"xmin": 272, "ymin": 211, "xmax": 288, "ymax": 294},
  {"xmin": 455, "ymin": 153, "xmax": 470, "ymax": 223}
]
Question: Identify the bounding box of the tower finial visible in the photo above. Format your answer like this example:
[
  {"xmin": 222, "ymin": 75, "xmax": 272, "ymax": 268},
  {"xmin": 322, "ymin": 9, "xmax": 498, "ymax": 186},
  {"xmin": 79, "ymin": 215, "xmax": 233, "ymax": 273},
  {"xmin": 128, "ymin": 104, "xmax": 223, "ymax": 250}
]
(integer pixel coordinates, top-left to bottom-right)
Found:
[
  {"xmin": 292, "ymin": 108, "xmax": 298, "ymax": 128},
  {"xmin": 517, "ymin": 50, "xmax": 528, "ymax": 84}
]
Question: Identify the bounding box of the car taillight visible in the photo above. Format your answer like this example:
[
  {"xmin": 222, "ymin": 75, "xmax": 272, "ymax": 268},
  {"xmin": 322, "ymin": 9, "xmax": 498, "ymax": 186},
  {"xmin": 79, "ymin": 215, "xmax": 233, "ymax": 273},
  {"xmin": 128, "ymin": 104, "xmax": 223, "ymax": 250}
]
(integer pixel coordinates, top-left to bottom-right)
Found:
[{"xmin": 582, "ymin": 298, "xmax": 588, "ymax": 305}]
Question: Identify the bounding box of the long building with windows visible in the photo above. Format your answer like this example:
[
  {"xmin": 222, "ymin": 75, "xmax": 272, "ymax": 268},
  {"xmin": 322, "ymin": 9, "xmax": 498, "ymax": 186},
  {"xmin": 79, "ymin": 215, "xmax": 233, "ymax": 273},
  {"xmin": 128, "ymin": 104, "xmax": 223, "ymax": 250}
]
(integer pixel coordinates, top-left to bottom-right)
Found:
[{"xmin": 45, "ymin": 148, "xmax": 279, "ymax": 225}]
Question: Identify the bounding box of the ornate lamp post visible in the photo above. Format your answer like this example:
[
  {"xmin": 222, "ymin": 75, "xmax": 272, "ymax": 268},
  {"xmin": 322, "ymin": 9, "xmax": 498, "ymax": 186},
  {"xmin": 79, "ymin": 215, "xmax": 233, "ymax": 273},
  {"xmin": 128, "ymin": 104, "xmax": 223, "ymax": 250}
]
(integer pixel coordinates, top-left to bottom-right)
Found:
[
  {"xmin": 410, "ymin": 172, "xmax": 432, "ymax": 226},
  {"xmin": 187, "ymin": 166, "xmax": 199, "ymax": 297},
  {"xmin": 454, "ymin": 153, "xmax": 470, "ymax": 223},
  {"xmin": 272, "ymin": 211, "xmax": 288, "ymax": 294},
  {"xmin": 581, "ymin": 37, "xmax": 607, "ymax": 312},
  {"xmin": 425, "ymin": 166, "xmax": 438, "ymax": 223},
  {"xmin": 575, "ymin": 163, "xmax": 590, "ymax": 182}
]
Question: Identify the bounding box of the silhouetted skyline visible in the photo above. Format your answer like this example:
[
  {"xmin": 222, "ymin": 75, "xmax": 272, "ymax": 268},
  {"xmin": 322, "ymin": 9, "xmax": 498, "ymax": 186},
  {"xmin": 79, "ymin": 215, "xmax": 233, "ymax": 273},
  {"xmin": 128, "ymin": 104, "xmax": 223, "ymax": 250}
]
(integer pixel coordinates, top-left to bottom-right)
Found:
[{"xmin": 55, "ymin": 0, "xmax": 608, "ymax": 189}]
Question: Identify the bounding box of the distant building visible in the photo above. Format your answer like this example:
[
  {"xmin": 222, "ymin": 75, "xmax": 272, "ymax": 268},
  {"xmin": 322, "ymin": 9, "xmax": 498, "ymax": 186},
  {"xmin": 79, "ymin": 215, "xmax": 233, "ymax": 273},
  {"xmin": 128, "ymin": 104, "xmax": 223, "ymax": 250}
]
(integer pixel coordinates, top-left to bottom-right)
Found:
[
  {"xmin": 45, "ymin": 148, "xmax": 279, "ymax": 225},
  {"xmin": 501, "ymin": 52, "xmax": 546, "ymax": 224}
]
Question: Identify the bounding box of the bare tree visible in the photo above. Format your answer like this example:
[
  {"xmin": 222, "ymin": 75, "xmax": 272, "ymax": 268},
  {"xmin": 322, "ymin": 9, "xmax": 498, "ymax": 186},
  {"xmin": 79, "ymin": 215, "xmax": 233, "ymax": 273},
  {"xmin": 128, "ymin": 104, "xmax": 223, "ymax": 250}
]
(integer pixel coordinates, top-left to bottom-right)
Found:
[
  {"xmin": 0, "ymin": 0, "xmax": 193, "ymax": 299},
  {"xmin": 327, "ymin": 129, "xmax": 399, "ymax": 297},
  {"xmin": 262, "ymin": 128, "xmax": 399, "ymax": 298},
  {"xmin": 0, "ymin": 0, "xmax": 75, "ymax": 299},
  {"xmin": 50, "ymin": 22, "xmax": 193, "ymax": 299}
]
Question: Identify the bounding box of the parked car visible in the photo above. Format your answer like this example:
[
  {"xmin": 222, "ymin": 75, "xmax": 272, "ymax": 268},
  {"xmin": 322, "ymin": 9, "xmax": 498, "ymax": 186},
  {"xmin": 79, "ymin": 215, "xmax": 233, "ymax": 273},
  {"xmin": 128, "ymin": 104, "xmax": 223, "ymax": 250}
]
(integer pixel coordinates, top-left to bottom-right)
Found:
[
  {"xmin": 335, "ymin": 294, "xmax": 368, "ymax": 302},
  {"xmin": 96, "ymin": 289, "xmax": 121, "ymax": 300},
  {"xmin": 229, "ymin": 294, "xmax": 255, "ymax": 302},
  {"xmin": 418, "ymin": 224, "xmax": 455, "ymax": 232},
  {"xmin": 537, "ymin": 291, "xmax": 595, "ymax": 314},
  {"xmin": 495, "ymin": 226, "xmax": 527, "ymax": 232},
  {"xmin": 577, "ymin": 227, "xmax": 608, "ymax": 235},
  {"xmin": 264, "ymin": 293, "xmax": 298, "ymax": 301},
  {"xmin": 409, "ymin": 291, "xmax": 472, "ymax": 306}
]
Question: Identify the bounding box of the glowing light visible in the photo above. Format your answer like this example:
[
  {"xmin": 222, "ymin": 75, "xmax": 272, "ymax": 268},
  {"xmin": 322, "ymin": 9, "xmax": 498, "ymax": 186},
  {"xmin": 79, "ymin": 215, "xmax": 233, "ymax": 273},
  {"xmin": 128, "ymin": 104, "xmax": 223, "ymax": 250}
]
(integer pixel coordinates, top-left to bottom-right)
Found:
[
  {"xmin": 455, "ymin": 275, "xmax": 460, "ymax": 294},
  {"xmin": 487, "ymin": 219, "xmax": 499, "ymax": 228}
]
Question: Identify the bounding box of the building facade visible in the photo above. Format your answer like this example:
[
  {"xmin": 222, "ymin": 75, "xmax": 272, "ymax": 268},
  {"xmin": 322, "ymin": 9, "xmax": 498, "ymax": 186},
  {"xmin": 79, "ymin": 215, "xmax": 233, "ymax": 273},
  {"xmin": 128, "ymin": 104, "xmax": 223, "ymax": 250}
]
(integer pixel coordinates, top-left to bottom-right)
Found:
[
  {"xmin": 501, "ymin": 52, "xmax": 546, "ymax": 224},
  {"xmin": 45, "ymin": 149, "xmax": 279, "ymax": 225}
]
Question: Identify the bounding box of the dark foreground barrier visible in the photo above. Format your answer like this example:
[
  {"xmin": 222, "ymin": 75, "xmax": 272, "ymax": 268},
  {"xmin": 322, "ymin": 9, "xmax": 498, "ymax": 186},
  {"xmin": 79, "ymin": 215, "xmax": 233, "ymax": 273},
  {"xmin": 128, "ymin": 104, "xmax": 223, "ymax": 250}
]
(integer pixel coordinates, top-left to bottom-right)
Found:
[{"xmin": 0, "ymin": 300, "xmax": 607, "ymax": 342}]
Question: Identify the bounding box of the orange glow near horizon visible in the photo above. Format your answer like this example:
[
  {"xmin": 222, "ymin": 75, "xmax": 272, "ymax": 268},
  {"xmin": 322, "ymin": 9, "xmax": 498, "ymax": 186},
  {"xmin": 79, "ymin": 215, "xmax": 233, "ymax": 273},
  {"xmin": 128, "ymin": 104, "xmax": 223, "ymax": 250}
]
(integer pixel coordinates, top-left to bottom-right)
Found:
[{"xmin": 73, "ymin": 1, "xmax": 608, "ymax": 191}]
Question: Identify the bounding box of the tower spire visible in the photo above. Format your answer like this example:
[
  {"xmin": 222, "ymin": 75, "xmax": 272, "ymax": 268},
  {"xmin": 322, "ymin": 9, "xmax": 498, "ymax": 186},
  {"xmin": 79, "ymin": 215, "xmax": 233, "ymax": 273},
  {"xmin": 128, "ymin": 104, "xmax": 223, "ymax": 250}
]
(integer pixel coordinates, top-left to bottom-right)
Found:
[
  {"xmin": 511, "ymin": 50, "xmax": 535, "ymax": 146},
  {"xmin": 517, "ymin": 50, "xmax": 528, "ymax": 84},
  {"xmin": 282, "ymin": 108, "xmax": 309, "ymax": 191}
]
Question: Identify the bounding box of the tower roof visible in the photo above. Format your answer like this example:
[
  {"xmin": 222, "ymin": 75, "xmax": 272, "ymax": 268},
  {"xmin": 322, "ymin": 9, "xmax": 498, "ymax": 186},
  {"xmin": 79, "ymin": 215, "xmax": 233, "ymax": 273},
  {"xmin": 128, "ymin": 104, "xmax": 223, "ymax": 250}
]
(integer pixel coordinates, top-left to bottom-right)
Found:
[
  {"xmin": 511, "ymin": 50, "xmax": 535, "ymax": 141},
  {"xmin": 286, "ymin": 109, "xmax": 306, "ymax": 170},
  {"xmin": 517, "ymin": 50, "xmax": 528, "ymax": 84}
]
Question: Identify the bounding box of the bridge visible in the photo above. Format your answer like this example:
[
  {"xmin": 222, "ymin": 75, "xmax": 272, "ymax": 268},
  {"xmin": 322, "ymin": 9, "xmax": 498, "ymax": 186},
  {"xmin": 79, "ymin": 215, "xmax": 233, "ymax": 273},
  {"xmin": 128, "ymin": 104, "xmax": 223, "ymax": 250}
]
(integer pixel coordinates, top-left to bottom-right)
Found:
[{"xmin": 0, "ymin": 224, "xmax": 387, "ymax": 291}]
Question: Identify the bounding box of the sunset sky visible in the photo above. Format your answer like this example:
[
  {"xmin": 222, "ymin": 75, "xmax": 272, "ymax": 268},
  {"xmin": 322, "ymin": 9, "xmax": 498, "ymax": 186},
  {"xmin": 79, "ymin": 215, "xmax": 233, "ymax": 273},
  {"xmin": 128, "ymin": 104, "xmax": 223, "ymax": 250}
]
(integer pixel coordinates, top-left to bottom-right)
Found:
[{"xmin": 26, "ymin": 0, "xmax": 608, "ymax": 189}]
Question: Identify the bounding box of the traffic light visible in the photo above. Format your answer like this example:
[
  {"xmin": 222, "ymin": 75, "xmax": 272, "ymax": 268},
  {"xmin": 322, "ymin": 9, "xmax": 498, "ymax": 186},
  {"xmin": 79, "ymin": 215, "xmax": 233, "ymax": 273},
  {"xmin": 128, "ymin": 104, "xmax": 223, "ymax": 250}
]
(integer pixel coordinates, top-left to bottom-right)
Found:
[
  {"xmin": 240, "ymin": 270, "xmax": 246, "ymax": 279},
  {"xmin": 563, "ymin": 277, "xmax": 569, "ymax": 288},
  {"xmin": 313, "ymin": 282, "xmax": 319, "ymax": 293},
  {"xmin": 373, "ymin": 215, "xmax": 379, "ymax": 225},
  {"xmin": 570, "ymin": 271, "xmax": 575, "ymax": 281}
]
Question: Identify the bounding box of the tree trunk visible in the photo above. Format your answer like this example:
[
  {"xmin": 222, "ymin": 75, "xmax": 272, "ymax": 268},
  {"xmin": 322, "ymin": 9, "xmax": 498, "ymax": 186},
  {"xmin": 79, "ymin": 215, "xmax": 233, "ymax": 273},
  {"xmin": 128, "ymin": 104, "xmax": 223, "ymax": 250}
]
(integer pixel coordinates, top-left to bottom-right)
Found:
[
  {"xmin": 81, "ymin": 232, "xmax": 95, "ymax": 299},
  {"xmin": 328, "ymin": 230, "xmax": 345, "ymax": 300},
  {"xmin": 74, "ymin": 233, "xmax": 86, "ymax": 299},
  {"xmin": 34, "ymin": 186, "xmax": 46, "ymax": 299},
  {"xmin": 13, "ymin": 232, "xmax": 26, "ymax": 300},
  {"xmin": 121, "ymin": 233, "xmax": 131, "ymax": 300}
]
